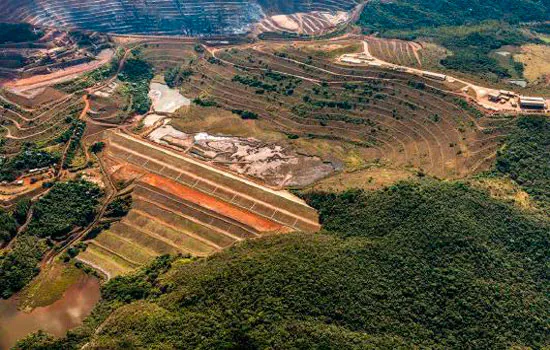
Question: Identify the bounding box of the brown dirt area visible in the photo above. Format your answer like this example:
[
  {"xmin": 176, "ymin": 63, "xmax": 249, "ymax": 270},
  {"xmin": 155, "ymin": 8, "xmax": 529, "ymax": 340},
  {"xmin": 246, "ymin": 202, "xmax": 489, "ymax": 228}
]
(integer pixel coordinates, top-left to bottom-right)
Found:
[
  {"xmin": 140, "ymin": 172, "xmax": 286, "ymax": 233},
  {"xmin": 2, "ymin": 87, "xmax": 68, "ymax": 109},
  {"xmin": 514, "ymin": 44, "xmax": 550, "ymax": 82},
  {"xmin": 3, "ymin": 49, "xmax": 114, "ymax": 92}
]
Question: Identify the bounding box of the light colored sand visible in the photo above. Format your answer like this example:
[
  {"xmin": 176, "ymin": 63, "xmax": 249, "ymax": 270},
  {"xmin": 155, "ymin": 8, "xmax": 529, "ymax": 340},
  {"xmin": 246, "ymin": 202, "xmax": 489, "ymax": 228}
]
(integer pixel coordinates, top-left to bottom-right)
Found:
[
  {"xmin": 142, "ymin": 114, "xmax": 166, "ymax": 127},
  {"xmin": 271, "ymin": 15, "xmax": 300, "ymax": 31},
  {"xmin": 148, "ymin": 124, "xmax": 188, "ymax": 144},
  {"xmin": 148, "ymin": 82, "xmax": 190, "ymax": 113}
]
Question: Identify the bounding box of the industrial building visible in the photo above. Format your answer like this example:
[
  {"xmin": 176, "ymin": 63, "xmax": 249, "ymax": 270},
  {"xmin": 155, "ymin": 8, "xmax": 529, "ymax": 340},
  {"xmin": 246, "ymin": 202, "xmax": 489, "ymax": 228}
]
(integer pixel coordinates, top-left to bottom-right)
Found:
[
  {"xmin": 519, "ymin": 96, "xmax": 546, "ymax": 109},
  {"xmin": 422, "ymin": 71, "xmax": 447, "ymax": 81}
]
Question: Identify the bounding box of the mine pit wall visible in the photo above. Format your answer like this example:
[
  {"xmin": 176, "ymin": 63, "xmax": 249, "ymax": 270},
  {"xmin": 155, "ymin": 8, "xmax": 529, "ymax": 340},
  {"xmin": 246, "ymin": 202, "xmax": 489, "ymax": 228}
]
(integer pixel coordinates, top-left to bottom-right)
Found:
[
  {"xmin": 102, "ymin": 130, "xmax": 320, "ymax": 232},
  {"xmin": 0, "ymin": 0, "xmax": 359, "ymax": 36}
]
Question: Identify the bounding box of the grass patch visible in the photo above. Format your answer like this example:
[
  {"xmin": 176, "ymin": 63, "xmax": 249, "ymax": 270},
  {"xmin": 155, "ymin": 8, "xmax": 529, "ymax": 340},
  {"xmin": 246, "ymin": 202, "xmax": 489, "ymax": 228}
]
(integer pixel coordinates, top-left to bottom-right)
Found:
[{"xmin": 18, "ymin": 262, "xmax": 84, "ymax": 310}]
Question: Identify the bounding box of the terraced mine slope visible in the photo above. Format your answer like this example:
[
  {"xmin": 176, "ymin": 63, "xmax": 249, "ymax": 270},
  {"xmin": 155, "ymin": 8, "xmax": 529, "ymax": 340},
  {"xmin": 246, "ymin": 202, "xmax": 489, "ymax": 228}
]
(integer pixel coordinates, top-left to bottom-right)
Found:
[
  {"xmin": 0, "ymin": 27, "xmax": 111, "ymax": 85},
  {"xmin": 0, "ymin": 0, "xmax": 360, "ymax": 36},
  {"xmin": 177, "ymin": 40, "xmax": 513, "ymax": 180},
  {"xmin": 78, "ymin": 129, "xmax": 320, "ymax": 278}
]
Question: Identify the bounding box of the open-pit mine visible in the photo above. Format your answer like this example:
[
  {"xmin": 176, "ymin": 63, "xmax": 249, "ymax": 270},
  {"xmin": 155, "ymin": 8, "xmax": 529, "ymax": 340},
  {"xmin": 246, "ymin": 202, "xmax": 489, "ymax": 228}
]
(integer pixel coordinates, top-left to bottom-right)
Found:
[
  {"xmin": 2, "ymin": 28, "xmax": 544, "ymax": 283},
  {"xmin": 0, "ymin": 0, "xmax": 362, "ymax": 36}
]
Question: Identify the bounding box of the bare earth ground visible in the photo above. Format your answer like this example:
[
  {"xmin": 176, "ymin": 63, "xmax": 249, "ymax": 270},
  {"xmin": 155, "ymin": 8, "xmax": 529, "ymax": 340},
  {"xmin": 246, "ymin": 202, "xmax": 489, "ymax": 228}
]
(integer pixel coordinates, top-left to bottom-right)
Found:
[{"xmin": 2, "ymin": 49, "xmax": 114, "ymax": 92}]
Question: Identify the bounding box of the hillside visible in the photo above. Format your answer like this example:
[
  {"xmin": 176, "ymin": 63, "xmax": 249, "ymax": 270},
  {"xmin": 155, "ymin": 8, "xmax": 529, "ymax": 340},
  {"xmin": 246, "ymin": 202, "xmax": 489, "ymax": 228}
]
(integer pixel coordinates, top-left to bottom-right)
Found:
[
  {"xmin": 497, "ymin": 116, "xmax": 550, "ymax": 209},
  {"xmin": 18, "ymin": 181, "xmax": 550, "ymax": 349},
  {"xmin": 359, "ymin": 0, "xmax": 550, "ymax": 32},
  {"xmin": 358, "ymin": 1, "xmax": 550, "ymax": 83}
]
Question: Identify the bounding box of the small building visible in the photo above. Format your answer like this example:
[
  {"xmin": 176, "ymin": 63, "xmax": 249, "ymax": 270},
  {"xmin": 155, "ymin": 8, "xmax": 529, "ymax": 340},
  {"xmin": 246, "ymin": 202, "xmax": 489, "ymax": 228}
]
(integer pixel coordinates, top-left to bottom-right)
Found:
[
  {"xmin": 500, "ymin": 90, "xmax": 516, "ymax": 97},
  {"xmin": 341, "ymin": 57, "xmax": 362, "ymax": 64},
  {"xmin": 422, "ymin": 71, "xmax": 447, "ymax": 81},
  {"xmin": 488, "ymin": 92, "xmax": 500, "ymax": 102},
  {"xmin": 519, "ymin": 96, "xmax": 546, "ymax": 109}
]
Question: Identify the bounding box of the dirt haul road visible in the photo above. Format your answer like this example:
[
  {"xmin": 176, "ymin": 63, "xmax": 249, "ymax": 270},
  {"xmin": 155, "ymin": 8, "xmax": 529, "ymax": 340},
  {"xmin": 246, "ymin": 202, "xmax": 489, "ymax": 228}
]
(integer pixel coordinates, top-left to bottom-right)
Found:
[
  {"xmin": 341, "ymin": 39, "xmax": 549, "ymax": 114},
  {"xmin": 2, "ymin": 49, "xmax": 114, "ymax": 92}
]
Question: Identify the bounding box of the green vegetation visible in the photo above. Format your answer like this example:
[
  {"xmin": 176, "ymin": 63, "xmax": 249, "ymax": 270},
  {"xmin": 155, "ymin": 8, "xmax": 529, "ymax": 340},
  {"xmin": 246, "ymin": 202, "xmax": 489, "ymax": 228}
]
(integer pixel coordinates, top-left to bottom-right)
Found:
[
  {"xmin": 530, "ymin": 22, "xmax": 550, "ymax": 35},
  {"xmin": 231, "ymin": 109, "xmax": 259, "ymax": 120},
  {"xmin": 497, "ymin": 116, "xmax": 549, "ymax": 209},
  {"xmin": 90, "ymin": 141, "xmax": 105, "ymax": 154},
  {"xmin": 24, "ymin": 181, "xmax": 550, "ymax": 348},
  {"xmin": 0, "ymin": 235, "xmax": 47, "ymax": 299},
  {"xmin": 13, "ymin": 330, "xmax": 58, "ymax": 349},
  {"xmin": 0, "ymin": 181, "xmax": 102, "ymax": 298},
  {"xmin": 397, "ymin": 22, "xmax": 530, "ymax": 80},
  {"xmin": 164, "ymin": 66, "xmax": 193, "ymax": 88},
  {"xmin": 62, "ymin": 120, "xmax": 86, "ymax": 169},
  {"xmin": 13, "ymin": 198, "xmax": 31, "ymax": 225},
  {"xmin": 0, "ymin": 146, "xmax": 60, "ymax": 182},
  {"xmin": 18, "ymin": 262, "xmax": 85, "ymax": 309},
  {"xmin": 359, "ymin": 1, "xmax": 546, "ymax": 81},
  {"xmin": 0, "ymin": 23, "xmax": 41, "ymax": 44},
  {"xmin": 0, "ymin": 209, "xmax": 17, "ymax": 245},
  {"xmin": 105, "ymin": 196, "xmax": 132, "ymax": 218},
  {"xmin": 27, "ymin": 180, "xmax": 102, "ymax": 239},
  {"xmin": 232, "ymin": 74, "xmax": 277, "ymax": 92},
  {"xmin": 435, "ymin": 24, "xmax": 529, "ymax": 78},
  {"xmin": 101, "ymin": 255, "xmax": 177, "ymax": 303},
  {"xmin": 232, "ymin": 73, "xmax": 301, "ymax": 95},
  {"xmin": 55, "ymin": 59, "xmax": 118, "ymax": 93},
  {"xmin": 359, "ymin": 0, "xmax": 550, "ymax": 32},
  {"xmin": 192, "ymin": 97, "xmax": 219, "ymax": 107},
  {"xmin": 118, "ymin": 57, "xmax": 154, "ymax": 114}
]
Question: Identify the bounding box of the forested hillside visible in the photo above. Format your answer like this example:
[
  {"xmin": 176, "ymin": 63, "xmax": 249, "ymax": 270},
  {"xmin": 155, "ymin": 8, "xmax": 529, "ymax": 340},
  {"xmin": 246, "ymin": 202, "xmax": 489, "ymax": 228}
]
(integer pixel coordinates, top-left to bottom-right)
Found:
[
  {"xmin": 359, "ymin": 0, "xmax": 550, "ymax": 32},
  {"xmin": 18, "ymin": 181, "xmax": 550, "ymax": 349},
  {"xmin": 497, "ymin": 116, "xmax": 550, "ymax": 210}
]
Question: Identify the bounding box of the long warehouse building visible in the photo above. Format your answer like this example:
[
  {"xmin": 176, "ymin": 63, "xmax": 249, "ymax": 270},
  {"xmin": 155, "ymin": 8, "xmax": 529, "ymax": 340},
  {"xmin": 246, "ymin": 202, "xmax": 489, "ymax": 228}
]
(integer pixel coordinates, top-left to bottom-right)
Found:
[{"xmin": 519, "ymin": 96, "xmax": 547, "ymax": 109}]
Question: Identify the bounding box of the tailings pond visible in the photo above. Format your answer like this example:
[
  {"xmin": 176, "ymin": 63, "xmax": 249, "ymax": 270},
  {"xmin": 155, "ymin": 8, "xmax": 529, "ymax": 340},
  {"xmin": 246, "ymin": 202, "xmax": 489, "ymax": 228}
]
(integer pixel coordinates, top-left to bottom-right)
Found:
[{"xmin": 0, "ymin": 274, "xmax": 100, "ymax": 349}]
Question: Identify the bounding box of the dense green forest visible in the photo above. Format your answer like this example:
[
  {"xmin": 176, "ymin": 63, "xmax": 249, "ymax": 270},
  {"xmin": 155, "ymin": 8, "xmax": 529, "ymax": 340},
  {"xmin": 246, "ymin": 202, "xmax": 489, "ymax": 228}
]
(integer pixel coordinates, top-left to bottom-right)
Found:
[
  {"xmin": 497, "ymin": 116, "xmax": 550, "ymax": 209},
  {"xmin": 359, "ymin": 0, "xmax": 550, "ymax": 32},
  {"xmin": 436, "ymin": 23, "xmax": 529, "ymax": 77},
  {"xmin": 0, "ymin": 209, "xmax": 17, "ymax": 245},
  {"xmin": 118, "ymin": 56, "xmax": 154, "ymax": 114},
  {"xmin": 0, "ymin": 180, "xmax": 102, "ymax": 299},
  {"xmin": 27, "ymin": 180, "xmax": 102, "ymax": 239},
  {"xmin": 19, "ymin": 180, "xmax": 550, "ymax": 349}
]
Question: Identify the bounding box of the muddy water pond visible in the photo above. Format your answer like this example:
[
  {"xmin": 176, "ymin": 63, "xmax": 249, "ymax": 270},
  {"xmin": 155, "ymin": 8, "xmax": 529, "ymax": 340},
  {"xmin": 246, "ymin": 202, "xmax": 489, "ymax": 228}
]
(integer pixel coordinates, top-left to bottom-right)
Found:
[{"xmin": 0, "ymin": 275, "xmax": 100, "ymax": 349}]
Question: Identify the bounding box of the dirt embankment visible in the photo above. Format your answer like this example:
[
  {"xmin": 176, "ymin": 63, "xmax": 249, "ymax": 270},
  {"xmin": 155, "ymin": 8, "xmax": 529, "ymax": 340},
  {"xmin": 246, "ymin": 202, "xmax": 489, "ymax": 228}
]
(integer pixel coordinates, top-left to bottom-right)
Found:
[{"xmin": 3, "ymin": 49, "xmax": 114, "ymax": 92}]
